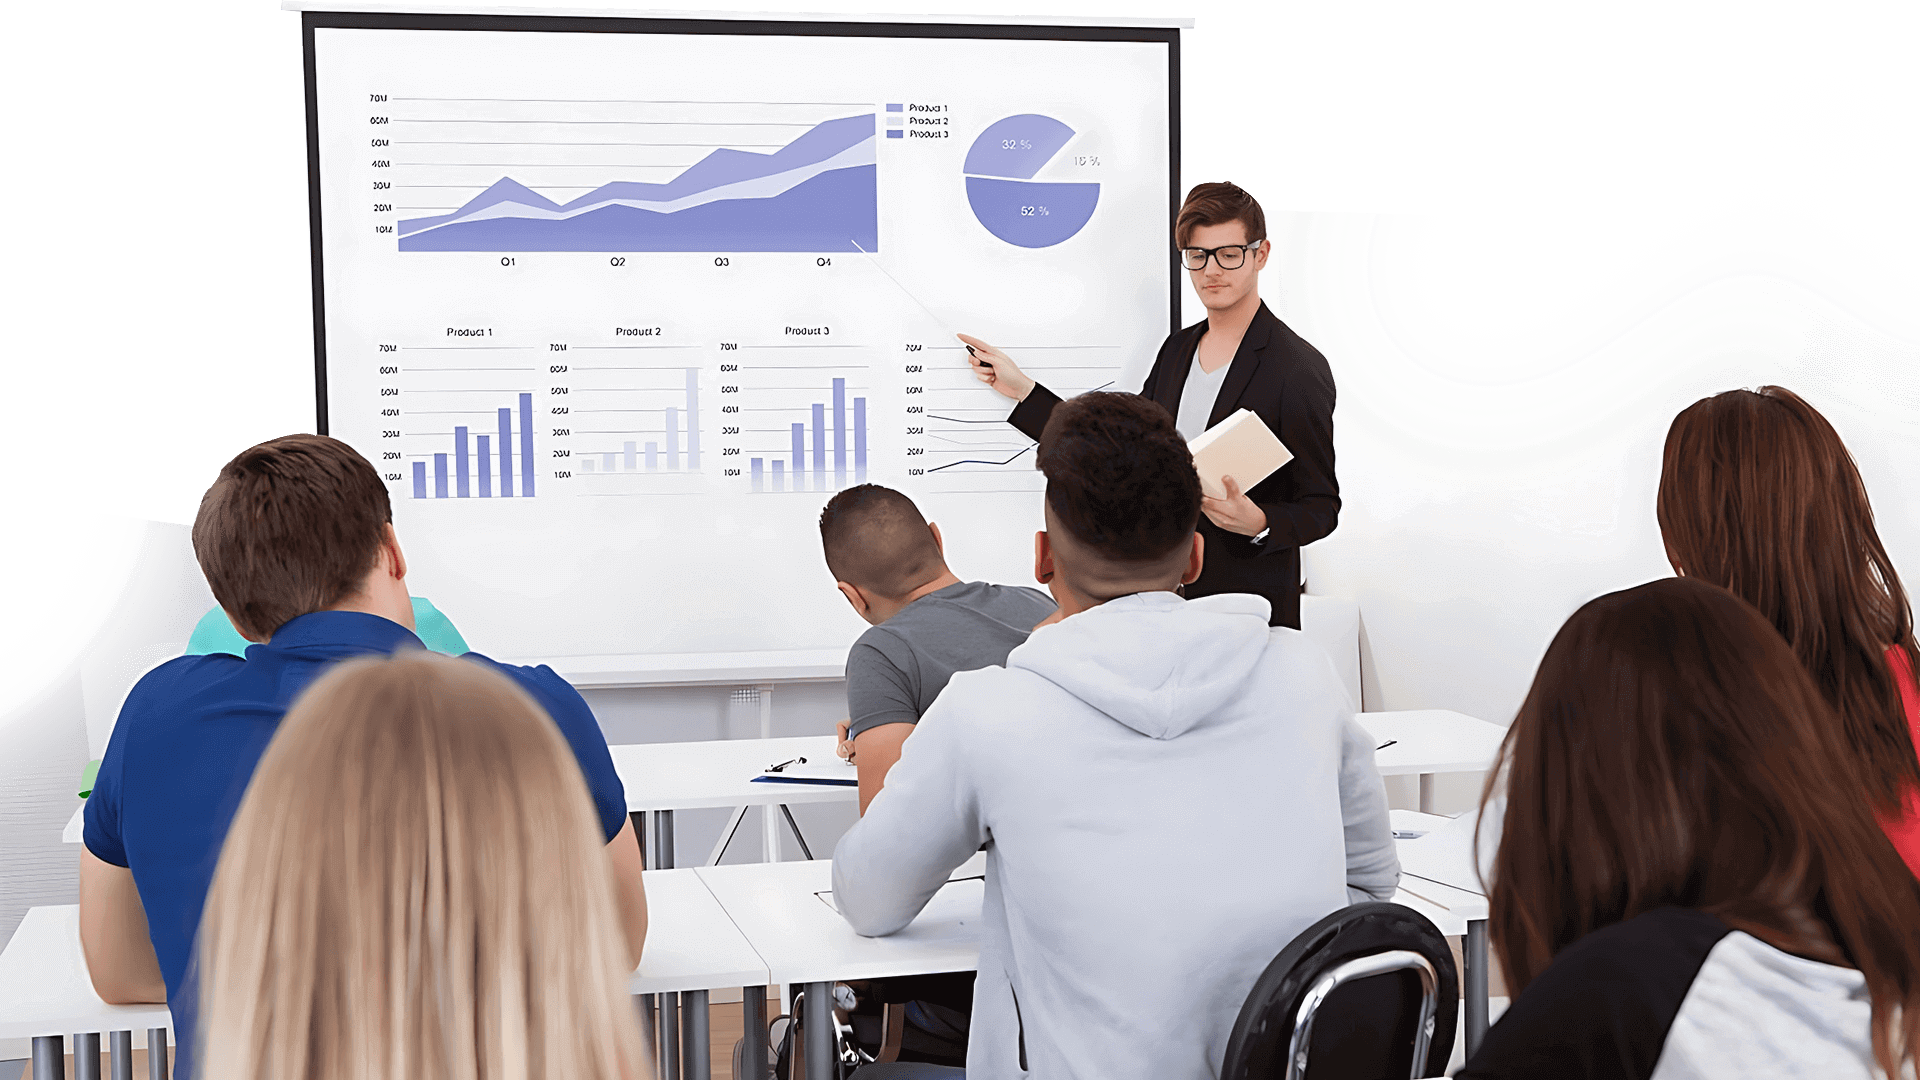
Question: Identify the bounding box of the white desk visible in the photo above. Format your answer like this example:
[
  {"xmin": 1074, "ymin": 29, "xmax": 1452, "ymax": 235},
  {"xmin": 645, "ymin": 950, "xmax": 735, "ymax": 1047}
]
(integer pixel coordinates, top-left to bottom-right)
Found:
[
  {"xmin": 0, "ymin": 906, "xmax": 172, "ymax": 1080},
  {"xmin": 614, "ymin": 734, "xmax": 852, "ymax": 869},
  {"xmin": 1357, "ymin": 710, "xmax": 1507, "ymax": 812},
  {"xmin": 615, "ymin": 736, "xmax": 848, "ymax": 814},
  {"xmin": 0, "ymin": 881, "xmax": 769, "ymax": 1080},
  {"xmin": 697, "ymin": 854, "xmax": 986, "ymax": 1080},
  {"xmin": 631, "ymin": 868, "xmax": 776, "ymax": 1080},
  {"xmin": 694, "ymin": 845, "xmax": 1488, "ymax": 1078},
  {"xmin": 64, "ymin": 805, "xmax": 84, "ymax": 845}
]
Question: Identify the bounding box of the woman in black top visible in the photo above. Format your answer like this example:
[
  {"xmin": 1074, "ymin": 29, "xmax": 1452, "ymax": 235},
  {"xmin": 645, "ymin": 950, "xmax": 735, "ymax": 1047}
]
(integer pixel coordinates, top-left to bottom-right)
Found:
[
  {"xmin": 959, "ymin": 182, "xmax": 1336, "ymax": 629},
  {"xmin": 1459, "ymin": 578, "xmax": 1920, "ymax": 1079}
]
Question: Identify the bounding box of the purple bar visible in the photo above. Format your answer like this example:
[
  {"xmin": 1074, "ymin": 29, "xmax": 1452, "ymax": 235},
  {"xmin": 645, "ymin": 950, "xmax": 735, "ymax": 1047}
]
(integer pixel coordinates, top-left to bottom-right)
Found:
[
  {"xmin": 685, "ymin": 368, "xmax": 701, "ymax": 470},
  {"xmin": 478, "ymin": 435, "xmax": 492, "ymax": 497},
  {"xmin": 498, "ymin": 407, "xmax": 515, "ymax": 498},
  {"xmin": 433, "ymin": 454, "xmax": 449, "ymax": 499},
  {"xmin": 791, "ymin": 423, "xmax": 806, "ymax": 491},
  {"xmin": 772, "ymin": 460, "xmax": 786, "ymax": 492},
  {"xmin": 518, "ymin": 394, "xmax": 535, "ymax": 497},
  {"xmin": 624, "ymin": 441, "xmax": 637, "ymax": 470},
  {"xmin": 751, "ymin": 458, "xmax": 764, "ymax": 492},
  {"xmin": 412, "ymin": 461, "xmax": 427, "ymax": 500},
  {"xmin": 833, "ymin": 378, "xmax": 847, "ymax": 487},
  {"xmin": 603, "ymin": 452, "xmax": 617, "ymax": 471},
  {"xmin": 666, "ymin": 407, "xmax": 680, "ymax": 470},
  {"xmin": 454, "ymin": 426, "xmax": 471, "ymax": 497},
  {"xmin": 646, "ymin": 442, "xmax": 659, "ymax": 470},
  {"xmin": 854, "ymin": 396, "xmax": 867, "ymax": 483},
  {"xmin": 812, "ymin": 403, "xmax": 825, "ymax": 490}
]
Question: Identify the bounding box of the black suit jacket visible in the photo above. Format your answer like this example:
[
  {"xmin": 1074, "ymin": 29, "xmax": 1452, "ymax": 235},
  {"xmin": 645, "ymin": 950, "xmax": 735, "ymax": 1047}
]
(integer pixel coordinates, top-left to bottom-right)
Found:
[{"xmin": 1005, "ymin": 301, "xmax": 1339, "ymax": 628}]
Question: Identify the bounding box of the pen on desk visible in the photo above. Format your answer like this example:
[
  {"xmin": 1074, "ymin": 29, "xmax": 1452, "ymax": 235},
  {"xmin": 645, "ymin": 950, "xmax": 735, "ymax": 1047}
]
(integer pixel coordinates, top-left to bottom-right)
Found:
[
  {"xmin": 767, "ymin": 756, "xmax": 808, "ymax": 773},
  {"xmin": 1375, "ymin": 740, "xmax": 1397, "ymax": 751}
]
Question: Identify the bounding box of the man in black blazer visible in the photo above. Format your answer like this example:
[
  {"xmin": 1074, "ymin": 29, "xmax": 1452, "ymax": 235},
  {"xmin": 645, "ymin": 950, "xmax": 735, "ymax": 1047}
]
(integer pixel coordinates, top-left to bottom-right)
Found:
[{"xmin": 958, "ymin": 182, "xmax": 1337, "ymax": 629}]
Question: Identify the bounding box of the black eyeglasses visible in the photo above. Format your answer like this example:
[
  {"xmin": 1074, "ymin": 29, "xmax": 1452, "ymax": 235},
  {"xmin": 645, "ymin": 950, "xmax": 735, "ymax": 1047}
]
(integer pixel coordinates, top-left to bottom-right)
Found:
[{"xmin": 1179, "ymin": 241, "xmax": 1264, "ymax": 271}]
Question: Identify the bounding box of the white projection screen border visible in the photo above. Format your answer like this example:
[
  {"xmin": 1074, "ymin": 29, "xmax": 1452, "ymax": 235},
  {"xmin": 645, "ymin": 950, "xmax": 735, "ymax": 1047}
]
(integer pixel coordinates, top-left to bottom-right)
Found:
[{"xmin": 302, "ymin": 10, "xmax": 1180, "ymax": 673}]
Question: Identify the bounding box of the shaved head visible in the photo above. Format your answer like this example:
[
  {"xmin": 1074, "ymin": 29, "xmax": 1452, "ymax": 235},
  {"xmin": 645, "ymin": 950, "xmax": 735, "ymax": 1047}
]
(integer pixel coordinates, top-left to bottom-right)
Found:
[{"xmin": 819, "ymin": 485, "xmax": 947, "ymax": 601}]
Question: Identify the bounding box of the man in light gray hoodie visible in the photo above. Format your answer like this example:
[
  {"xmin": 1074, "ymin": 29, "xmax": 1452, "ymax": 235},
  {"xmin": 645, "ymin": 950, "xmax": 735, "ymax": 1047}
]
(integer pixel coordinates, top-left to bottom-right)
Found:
[{"xmin": 833, "ymin": 392, "xmax": 1399, "ymax": 1080}]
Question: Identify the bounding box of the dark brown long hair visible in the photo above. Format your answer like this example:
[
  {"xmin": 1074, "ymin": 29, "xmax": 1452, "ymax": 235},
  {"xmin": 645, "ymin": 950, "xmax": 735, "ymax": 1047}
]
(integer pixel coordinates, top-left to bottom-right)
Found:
[
  {"xmin": 1658, "ymin": 385, "xmax": 1920, "ymax": 808},
  {"xmin": 1481, "ymin": 578, "xmax": 1920, "ymax": 1074}
]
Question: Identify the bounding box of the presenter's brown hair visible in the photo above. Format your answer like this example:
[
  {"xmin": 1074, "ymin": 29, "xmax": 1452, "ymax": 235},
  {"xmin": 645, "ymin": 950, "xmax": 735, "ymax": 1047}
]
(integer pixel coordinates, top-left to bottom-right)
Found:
[
  {"xmin": 198, "ymin": 652, "xmax": 649, "ymax": 1080},
  {"xmin": 1175, "ymin": 181, "xmax": 1266, "ymax": 249},
  {"xmin": 1480, "ymin": 578, "xmax": 1920, "ymax": 1076},
  {"xmin": 1658, "ymin": 386, "xmax": 1920, "ymax": 809},
  {"xmin": 192, "ymin": 434, "xmax": 392, "ymax": 641}
]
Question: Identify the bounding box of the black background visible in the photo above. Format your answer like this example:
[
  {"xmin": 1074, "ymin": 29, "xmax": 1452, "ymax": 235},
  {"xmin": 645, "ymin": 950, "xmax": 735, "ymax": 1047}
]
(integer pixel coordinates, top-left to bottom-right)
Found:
[{"xmin": 7, "ymin": 10, "xmax": 1912, "ymax": 645}]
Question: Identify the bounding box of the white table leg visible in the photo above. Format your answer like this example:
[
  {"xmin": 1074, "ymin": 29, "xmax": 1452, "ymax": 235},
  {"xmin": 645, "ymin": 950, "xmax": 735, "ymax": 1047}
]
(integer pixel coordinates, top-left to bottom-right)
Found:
[
  {"xmin": 108, "ymin": 1031, "xmax": 131, "ymax": 1080},
  {"xmin": 33, "ymin": 1035, "xmax": 63, "ymax": 1080},
  {"xmin": 1418, "ymin": 772, "xmax": 1435, "ymax": 814},
  {"xmin": 1464, "ymin": 919, "xmax": 1490, "ymax": 1058},
  {"xmin": 146, "ymin": 1030, "xmax": 167, "ymax": 1080},
  {"xmin": 803, "ymin": 982, "xmax": 834, "ymax": 1080},
  {"xmin": 760, "ymin": 684, "xmax": 781, "ymax": 864}
]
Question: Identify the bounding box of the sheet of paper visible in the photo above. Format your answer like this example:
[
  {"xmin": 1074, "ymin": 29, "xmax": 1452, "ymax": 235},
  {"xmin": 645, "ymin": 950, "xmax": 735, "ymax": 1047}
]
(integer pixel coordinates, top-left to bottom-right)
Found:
[{"xmin": 1395, "ymin": 800, "xmax": 1501, "ymax": 896}]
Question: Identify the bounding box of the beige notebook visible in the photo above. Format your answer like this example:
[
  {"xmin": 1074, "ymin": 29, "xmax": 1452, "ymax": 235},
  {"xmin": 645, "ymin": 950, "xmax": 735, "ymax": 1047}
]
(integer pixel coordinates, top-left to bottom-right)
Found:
[{"xmin": 1187, "ymin": 409, "xmax": 1292, "ymax": 500}]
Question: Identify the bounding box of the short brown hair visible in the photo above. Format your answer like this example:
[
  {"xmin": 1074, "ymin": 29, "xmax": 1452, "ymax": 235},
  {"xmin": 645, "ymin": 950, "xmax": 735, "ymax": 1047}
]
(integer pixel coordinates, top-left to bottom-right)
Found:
[
  {"xmin": 818, "ymin": 484, "xmax": 945, "ymax": 600},
  {"xmin": 192, "ymin": 434, "xmax": 392, "ymax": 640},
  {"xmin": 1657, "ymin": 385, "xmax": 1920, "ymax": 808},
  {"xmin": 1038, "ymin": 392, "xmax": 1200, "ymax": 563},
  {"xmin": 1482, "ymin": 577, "xmax": 1920, "ymax": 1076},
  {"xmin": 1175, "ymin": 181, "xmax": 1266, "ymax": 249}
]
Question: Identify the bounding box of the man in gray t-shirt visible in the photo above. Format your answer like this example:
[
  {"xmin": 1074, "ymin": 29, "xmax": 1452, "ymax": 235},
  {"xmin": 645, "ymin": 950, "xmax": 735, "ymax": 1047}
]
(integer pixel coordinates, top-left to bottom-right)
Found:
[{"xmin": 820, "ymin": 485, "xmax": 1055, "ymax": 814}]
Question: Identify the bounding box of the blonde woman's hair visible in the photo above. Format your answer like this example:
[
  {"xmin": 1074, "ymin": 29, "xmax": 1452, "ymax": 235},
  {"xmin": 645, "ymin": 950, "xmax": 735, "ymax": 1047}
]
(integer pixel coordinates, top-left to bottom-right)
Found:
[{"xmin": 198, "ymin": 651, "xmax": 649, "ymax": 1080}]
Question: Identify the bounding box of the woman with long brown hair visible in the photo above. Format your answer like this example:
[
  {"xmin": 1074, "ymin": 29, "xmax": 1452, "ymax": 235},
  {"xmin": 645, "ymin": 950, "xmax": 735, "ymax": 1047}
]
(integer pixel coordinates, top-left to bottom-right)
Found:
[
  {"xmin": 195, "ymin": 652, "xmax": 651, "ymax": 1080},
  {"xmin": 1460, "ymin": 578, "xmax": 1920, "ymax": 1079},
  {"xmin": 1659, "ymin": 385, "xmax": 1920, "ymax": 875}
]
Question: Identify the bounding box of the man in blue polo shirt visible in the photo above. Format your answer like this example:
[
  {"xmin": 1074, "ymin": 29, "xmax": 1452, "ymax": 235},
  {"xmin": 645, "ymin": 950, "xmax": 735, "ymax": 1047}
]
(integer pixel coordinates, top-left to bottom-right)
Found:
[{"xmin": 77, "ymin": 434, "xmax": 648, "ymax": 1078}]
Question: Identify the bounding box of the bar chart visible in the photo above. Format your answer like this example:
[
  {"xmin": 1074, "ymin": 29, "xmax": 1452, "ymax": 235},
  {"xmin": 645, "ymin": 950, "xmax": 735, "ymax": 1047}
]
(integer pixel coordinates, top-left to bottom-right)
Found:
[
  {"xmin": 743, "ymin": 373, "xmax": 868, "ymax": 494},
  {"xmin": 411, "ymin": 392, "xmax": 536, "ymax": 499},
  {"xmin": 574, "ymin": 367, "xmax": 703, "ymax": 477}
]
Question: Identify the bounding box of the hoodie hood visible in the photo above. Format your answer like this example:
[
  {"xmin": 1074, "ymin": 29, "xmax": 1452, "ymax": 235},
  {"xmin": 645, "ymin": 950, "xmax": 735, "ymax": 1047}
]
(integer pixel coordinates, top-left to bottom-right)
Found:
[{"xmin": 1006, "ymin": 591, "xmax": 1274, "ymax": 739}]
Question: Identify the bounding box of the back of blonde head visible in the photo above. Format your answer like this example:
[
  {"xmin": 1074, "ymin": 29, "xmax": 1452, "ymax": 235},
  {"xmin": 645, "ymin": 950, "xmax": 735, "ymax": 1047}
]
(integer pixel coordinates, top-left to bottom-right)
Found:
[{"xmin": 199, "ymin": 651, "xmax": 648, "ymax": 1080}]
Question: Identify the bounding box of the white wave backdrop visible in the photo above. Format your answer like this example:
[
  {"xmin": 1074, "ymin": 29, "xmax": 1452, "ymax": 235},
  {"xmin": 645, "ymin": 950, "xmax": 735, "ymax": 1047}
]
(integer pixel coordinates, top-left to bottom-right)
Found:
[{"xmin": 1167, "ymin": 208, "xmax": 1920, "ymax": 730}]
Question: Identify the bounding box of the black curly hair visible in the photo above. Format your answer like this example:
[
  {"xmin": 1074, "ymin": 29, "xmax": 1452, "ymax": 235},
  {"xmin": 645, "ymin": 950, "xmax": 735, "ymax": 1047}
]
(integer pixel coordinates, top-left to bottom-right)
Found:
[{"xmin": 1037, "ymin": 392, "xmax": 1201, "ymax": 563}]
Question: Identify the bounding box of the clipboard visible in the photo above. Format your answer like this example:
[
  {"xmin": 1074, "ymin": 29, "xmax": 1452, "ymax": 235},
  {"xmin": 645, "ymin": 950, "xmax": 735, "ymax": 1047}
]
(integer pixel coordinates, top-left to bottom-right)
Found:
[{"xmin": 751, "ymin": 756, "xmax": 859, "ymax": 787}]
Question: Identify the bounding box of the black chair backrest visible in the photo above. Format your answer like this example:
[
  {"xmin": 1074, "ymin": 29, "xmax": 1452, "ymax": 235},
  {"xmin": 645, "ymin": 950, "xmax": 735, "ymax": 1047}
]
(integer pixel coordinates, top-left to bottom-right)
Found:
[{"xmin": 1221, "ymin": 901, "xmax": 1458, "ymax": 1080}]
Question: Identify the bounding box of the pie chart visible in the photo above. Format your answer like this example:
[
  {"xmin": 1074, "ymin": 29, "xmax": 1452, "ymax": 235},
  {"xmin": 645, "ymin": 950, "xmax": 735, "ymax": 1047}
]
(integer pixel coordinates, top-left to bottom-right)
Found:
[{"xmin": 963, "ymin": 114, "xmax": 1100, "ymax": 248}]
